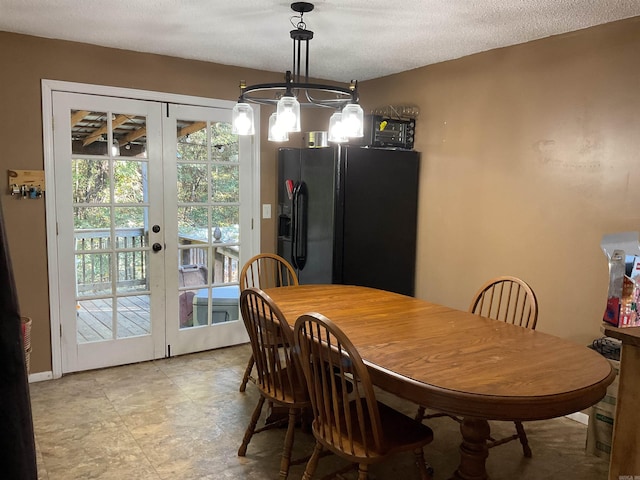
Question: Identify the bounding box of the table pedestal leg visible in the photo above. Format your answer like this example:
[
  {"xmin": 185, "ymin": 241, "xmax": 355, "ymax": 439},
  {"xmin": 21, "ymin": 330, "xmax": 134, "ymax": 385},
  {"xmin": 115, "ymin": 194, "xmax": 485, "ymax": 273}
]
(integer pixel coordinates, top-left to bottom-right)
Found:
[{"xmin": 449, "ymin": 417, "xmax": 491, "ymax": 480}]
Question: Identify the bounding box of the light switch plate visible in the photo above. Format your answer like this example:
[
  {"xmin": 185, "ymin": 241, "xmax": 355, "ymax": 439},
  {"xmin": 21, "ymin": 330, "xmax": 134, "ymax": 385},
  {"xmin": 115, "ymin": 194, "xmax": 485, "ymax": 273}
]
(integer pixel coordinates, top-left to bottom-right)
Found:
[{"xmin": 262, "ymin": 204, "xmax": 272, "ymax": 219}]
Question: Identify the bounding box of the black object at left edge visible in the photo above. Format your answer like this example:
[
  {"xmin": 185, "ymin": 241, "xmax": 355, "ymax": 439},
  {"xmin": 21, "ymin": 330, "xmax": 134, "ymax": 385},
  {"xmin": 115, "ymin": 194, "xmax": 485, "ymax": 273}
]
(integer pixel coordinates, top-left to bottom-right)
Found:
[{"xmin": 0, "ymin": 195, "xmax": 38, "ymax": 479}]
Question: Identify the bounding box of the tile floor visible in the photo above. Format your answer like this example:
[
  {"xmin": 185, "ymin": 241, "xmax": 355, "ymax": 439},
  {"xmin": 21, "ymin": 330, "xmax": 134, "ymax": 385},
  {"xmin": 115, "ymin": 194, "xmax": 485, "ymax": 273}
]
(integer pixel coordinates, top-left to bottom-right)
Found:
[{"xmin": 30, "ymin": 344, "xmax": 610, "ymax": 479}]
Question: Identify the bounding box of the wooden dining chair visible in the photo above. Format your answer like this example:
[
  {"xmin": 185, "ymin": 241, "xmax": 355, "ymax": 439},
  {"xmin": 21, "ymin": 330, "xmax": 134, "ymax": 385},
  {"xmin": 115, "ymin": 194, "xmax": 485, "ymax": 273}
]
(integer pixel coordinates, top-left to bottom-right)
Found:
[
  {"xmin": 238, "ymin": 288, "xmax": 310, "ymax": 480},
  {"xmin": 468, "ymin": 275, "xmax": 538, "ymax": 330},
  {"xmin": 294, "ymin": 312, "xmax": 434, "ymax": 480},
  {"xmin": 238, "ymin": 253, "xmax": 298, "ymax": 392},
  {"xmin": 417, "ymin": 275, "xmax": 538, "ymax": 457},
  {"xmin": 470, "ymin": 275, "xmax": 537, "ymax": 457}
]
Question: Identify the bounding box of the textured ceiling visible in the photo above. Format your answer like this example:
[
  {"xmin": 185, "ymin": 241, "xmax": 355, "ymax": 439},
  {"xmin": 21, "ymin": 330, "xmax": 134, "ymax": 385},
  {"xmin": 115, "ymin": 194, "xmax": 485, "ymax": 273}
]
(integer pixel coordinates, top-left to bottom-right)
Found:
[{"xmin": 1, "ymin": 0, "xmax": 639, "ymax": 81}]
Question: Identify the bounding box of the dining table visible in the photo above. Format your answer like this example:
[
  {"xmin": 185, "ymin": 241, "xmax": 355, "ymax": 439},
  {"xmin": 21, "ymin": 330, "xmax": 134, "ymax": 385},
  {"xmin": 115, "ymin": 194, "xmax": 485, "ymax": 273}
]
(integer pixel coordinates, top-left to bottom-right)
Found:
[{"xmin": 264, "ymin": 284, "xmax": 616, "ymax": 480}]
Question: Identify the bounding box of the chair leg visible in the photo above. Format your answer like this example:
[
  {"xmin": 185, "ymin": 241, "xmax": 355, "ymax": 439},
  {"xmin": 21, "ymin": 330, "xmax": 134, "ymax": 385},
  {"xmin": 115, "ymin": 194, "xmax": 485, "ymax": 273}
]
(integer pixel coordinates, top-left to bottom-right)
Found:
[
  {"xmin": 238, "ymin": 395, "xmax": 265, "ymax": 456},
  {"xmin": 302, "ymin": 442, "xmax": 323, "ymax": 480},
  {"xmin": 515, "ymin": 421, "xmax": 532, "ymax": 458},
  {"xmin": 239, "ymin": 354, "xmax": 255, "ymax": 392},
  {"xmin": 357, "ymin": 463, "xmax": 368, "ymax": 480},
  {"xmin": 415, "ymin": 405, "xmax": 426, "ymax": 422},
  {"xmin": 414, "ymin": 448, "xmax": 434, "ymax": 480},
  {"xmin": 278, "ymin": 408, "xmax": 298, "ymax": 480}
]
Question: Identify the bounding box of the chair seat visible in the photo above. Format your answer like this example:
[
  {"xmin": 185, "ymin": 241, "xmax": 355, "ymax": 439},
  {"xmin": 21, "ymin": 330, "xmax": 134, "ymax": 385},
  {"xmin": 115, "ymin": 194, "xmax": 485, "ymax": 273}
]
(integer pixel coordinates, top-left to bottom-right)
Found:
[
  {"xmin": 258, "ymin": 366, "xmax": 309, "ymax": 407},
  {"xmin": 314, "ymin": 398, "xmax": 434, "ymax": 463}
]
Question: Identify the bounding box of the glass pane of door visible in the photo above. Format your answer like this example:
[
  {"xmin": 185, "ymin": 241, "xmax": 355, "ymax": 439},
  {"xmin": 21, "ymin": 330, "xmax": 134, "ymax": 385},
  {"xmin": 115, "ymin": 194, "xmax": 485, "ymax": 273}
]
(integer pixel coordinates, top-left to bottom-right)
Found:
[
  {"xmin": 73, "ymin": 110, "xmax": 153, "ymax": 342},
  {"xmin": 176, "ymin": 121, "xmax": 241, "ymax": 328}
]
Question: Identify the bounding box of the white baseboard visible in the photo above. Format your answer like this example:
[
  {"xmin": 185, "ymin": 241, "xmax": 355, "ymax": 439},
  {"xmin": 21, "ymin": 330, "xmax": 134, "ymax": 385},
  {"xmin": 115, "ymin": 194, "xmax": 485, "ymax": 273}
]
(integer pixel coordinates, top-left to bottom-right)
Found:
[
  {"xmin": 565, "ymin": 411, "xmax": 589, "ymax": 425},
  {"xmin": 28, "ymin": 371, "xmax": 53, "ymax": 383}
]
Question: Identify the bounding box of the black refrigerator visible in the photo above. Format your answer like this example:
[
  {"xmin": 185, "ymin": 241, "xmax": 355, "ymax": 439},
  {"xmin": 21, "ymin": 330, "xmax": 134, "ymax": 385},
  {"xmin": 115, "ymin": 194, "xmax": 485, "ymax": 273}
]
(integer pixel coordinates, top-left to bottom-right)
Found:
[{"xmin": 277, "ymin": 145, "xmax": 420, "ymax": 296}]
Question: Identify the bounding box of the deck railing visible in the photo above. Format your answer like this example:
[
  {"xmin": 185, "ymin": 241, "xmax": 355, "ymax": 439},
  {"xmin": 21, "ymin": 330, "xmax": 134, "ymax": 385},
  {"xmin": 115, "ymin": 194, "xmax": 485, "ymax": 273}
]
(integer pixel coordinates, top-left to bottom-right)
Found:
[{"xmin": 75, "ymin": 228, "xmax": 239, "ymax": 294}]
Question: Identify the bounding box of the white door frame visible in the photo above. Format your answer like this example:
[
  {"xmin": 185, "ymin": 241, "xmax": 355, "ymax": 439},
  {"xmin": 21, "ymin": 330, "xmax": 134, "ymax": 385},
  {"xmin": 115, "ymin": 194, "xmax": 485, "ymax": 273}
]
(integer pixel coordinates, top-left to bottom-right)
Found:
[{"xmin": 42, "ymin": 79, "xmax": 261, "ymax": 379}]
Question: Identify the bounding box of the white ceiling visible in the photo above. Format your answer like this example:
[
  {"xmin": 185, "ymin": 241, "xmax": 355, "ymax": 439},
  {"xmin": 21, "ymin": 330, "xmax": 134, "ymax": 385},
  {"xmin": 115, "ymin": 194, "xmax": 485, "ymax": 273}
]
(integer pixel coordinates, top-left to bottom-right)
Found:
[{"xmin": 1, "ymin": 0, "xmax": 639, "ymax": 82}]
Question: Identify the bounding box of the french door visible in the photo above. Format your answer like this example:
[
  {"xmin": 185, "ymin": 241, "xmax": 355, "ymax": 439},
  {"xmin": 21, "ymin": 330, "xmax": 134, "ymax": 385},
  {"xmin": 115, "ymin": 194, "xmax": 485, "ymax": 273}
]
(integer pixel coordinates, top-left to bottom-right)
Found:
[
  {"xmin": 163, "ymin": 104, "xmax": 253, "ymax": 356},
  {"xmin": 50, "ymin": 89, "xmax": 253, "ymax": 374}
]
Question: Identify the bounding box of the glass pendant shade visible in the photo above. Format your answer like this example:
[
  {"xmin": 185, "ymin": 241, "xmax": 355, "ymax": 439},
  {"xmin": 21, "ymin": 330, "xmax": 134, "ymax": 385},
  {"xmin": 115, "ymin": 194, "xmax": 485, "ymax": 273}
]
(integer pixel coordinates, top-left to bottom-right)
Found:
[
  {"xmin": 341, "ymin": 103, "xmax": 364, "ymax": 138},
  {"xmin": 231, "ymin": 102, "xmax": 255, "ymax": 135},
  {"xmin": 328, "ymin": 112, "xmax": 347, "ymax": 143},
  {"xmin": 233, "ymin": 3, "xmax": 364, "ymax": 142},
  {"xmin": 268, "ymin": 113, "xmax": 289, "ymax": 142},
  {"xmin": 276, "ymin": 96, "xmax": 301, "ymax": 132}
]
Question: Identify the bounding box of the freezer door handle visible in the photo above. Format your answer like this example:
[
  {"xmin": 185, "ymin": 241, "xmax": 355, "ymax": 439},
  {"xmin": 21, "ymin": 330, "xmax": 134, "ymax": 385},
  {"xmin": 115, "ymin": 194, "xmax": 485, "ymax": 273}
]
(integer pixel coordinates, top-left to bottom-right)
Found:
[{"xmin": 291, "ymin": 181, "xmax": 308, "ymax": 270}]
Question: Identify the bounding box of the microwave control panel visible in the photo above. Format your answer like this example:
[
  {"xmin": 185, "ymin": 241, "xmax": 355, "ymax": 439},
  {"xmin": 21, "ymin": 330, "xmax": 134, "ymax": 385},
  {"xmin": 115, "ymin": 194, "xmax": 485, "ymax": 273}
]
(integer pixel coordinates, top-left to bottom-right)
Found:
[{"xmin": 360, "ymin": 115, "xmax": 415, "ymax": 150}]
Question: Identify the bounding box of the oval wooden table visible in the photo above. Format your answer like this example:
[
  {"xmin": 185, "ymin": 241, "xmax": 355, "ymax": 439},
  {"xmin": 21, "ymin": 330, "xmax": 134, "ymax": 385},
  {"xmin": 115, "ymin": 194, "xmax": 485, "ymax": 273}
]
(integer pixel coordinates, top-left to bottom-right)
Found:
[{"xmin": 264, "ymin": 284, "xmax": 616, "ymax": 480}]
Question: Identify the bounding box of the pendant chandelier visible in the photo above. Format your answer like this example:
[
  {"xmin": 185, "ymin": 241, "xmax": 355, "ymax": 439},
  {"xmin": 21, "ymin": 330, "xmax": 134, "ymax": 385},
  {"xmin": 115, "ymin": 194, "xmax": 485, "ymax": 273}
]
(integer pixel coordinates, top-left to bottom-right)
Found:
[{"xmin": 231, "ymin": 2, "xmax": 364, "ymax": 143}]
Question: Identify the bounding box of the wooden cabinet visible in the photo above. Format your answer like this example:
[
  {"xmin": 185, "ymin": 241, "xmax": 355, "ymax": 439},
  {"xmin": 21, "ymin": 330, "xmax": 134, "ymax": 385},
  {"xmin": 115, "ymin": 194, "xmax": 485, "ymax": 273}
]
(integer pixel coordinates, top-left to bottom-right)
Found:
[{"xmin": 603, "ymin": 326, "xmax": 640, "ymax": 480}]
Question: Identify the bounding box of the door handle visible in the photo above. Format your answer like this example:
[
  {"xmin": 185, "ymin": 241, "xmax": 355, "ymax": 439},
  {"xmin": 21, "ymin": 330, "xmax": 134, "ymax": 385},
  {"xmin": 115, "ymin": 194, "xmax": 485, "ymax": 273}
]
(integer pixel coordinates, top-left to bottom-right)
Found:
[
  {"xmin": 291, "ymin": 181, "xmax": 307, "ymax": 270},
  {"xmin": 152, "ymin": 243, "xmax": 163, "ymax": 252}
]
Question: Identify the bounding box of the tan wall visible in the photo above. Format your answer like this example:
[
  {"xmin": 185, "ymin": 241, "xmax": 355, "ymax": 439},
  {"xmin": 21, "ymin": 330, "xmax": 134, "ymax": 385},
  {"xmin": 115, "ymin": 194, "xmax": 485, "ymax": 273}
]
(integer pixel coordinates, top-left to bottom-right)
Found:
[
  {"xmin": 2, "ymin": 16, "xmax": 638, "ymax": 373},
  {"xmin": 360, "ymin": 17, "xmax": 640, "ymax": 344}
]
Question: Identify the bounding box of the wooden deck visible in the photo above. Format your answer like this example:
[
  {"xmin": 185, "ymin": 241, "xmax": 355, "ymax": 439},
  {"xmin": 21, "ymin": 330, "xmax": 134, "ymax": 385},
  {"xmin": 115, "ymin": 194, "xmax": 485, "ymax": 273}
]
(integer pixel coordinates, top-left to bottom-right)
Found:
[{"xmin": 77, "ymin": 295, "xmax": 151, "ymax": 343}]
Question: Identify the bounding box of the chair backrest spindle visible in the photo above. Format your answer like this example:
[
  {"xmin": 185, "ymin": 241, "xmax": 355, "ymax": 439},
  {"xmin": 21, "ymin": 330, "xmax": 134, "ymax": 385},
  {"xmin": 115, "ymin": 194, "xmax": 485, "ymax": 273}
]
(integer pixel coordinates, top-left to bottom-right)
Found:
[
  {"xmin": 239, "ymin": 253, "xmax": 298, "ymax": 291},
  {"xmin": 469, "ymin": 276, "xmax": 538, "ymax": 330}
]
